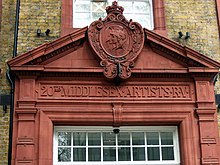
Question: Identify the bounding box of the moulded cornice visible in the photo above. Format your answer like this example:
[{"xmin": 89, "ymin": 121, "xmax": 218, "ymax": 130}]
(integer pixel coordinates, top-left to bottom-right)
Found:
[
  {"xmin": 184, "ymin": 47, "xmax": 220, "ymax": 68},
  {"xmin": 13, "ymin": 70, "xmax": 195, "ymax": 80},
  {"xmin": 188, "ymin": 67, "xmax": 219, "ymax": 73},
  {"xmin": 144, "ymin": 28, "xmax": 220, "ymax": 68},
  {"xmin": 11, "ymin": 66, "xmax": 216, "ymax": 73}
]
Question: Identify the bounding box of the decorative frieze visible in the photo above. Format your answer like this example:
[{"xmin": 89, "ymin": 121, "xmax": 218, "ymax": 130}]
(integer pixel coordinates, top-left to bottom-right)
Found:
[{"xmin": 39, "ymin": 83, "xmax": 191, "ymax": 100}]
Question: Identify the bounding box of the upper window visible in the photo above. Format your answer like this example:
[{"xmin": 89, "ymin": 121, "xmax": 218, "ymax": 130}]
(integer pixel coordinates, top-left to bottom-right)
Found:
[
  {"xmin": 53, "ymin": 126, "xmax": 180, "ymax": 165},
  {"xmin": 73, "ymin": 0, "xmax": 154, "ymax": 30}
]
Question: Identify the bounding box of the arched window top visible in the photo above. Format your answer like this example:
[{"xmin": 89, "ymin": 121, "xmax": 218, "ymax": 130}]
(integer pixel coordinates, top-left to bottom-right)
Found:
[
  {"xmin": 73, "ymin": 0, "xmax": 154, "ymax": 30},
  {"xmin": 61, "ymin": 0, "xmax": 167, "ymax": 36}
]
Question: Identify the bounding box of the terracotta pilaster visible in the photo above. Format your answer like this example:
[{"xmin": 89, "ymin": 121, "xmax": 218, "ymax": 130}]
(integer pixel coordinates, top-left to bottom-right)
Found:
[
  {"xmin": 153, "ymin": 0, "xmax": 167, "ymax": 36},
  {"xmin": 13, "ymin": 76, "xmax": 38, "ymax": 165},
  {"xmin": 195, "ymin": 79, "xmax": 220, "ymax": 164},
  {"xmin": 14, "ymin": 106, "xmax": 37, "ymax": 165}
]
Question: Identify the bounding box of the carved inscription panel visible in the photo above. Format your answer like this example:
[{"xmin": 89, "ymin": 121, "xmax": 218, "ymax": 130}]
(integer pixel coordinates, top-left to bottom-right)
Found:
[{"xmin": 39, "ymin": 83, "xmax": 192, "ymax": 100}]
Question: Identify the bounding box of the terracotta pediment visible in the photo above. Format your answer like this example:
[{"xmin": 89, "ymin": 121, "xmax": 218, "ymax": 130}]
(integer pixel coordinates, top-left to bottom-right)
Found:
[
  {"xmin": 8, "ymin": 2, "xmax": 220, "ymax": 79},
  {"xmin": 8, "ymin": 28, "xmax": 220, "ymax": 74}
]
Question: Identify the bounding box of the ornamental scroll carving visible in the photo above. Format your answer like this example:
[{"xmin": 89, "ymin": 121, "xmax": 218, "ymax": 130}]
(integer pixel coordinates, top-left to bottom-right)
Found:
[{"xmin": 88, "ymin": 1, "xmax": 144, "ymax": 80}]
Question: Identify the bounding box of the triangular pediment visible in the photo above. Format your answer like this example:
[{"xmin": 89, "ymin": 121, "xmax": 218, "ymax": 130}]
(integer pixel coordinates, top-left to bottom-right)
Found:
[
  {"xmin": 8, "ymin": 27, "xmax": 88, "ymax": 66},
  {"xmin": 8, "ymin": 26, "xmax": 220, "ymax": 77}
]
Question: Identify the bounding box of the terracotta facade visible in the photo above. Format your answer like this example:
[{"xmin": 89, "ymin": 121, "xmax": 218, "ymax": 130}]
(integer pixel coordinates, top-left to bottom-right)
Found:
[{"xmin": 7, "ymin": 2, "xmax": 220, "ymax": 165}]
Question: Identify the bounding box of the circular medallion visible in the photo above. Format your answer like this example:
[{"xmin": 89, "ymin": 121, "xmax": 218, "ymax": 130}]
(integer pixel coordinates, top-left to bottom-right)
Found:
[{"xmin": 100, "ymin": 23, "xmax": 132, "ymax": 58}]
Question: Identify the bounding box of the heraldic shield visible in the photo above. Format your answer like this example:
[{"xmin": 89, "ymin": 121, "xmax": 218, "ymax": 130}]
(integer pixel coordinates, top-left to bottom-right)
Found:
[{"xmin": 88, "ymin": 1, "xmax": 144, "ymax": 81}]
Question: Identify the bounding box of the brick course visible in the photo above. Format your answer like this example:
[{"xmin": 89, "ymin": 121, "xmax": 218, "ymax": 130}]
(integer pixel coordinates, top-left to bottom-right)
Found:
[
  {"xmin": 17, "ymin": 0, "xmax": 61, "ymax": 54},
  {"xmin": 165, "ymin": 0, "xmax": 220, "ymax": 59}
]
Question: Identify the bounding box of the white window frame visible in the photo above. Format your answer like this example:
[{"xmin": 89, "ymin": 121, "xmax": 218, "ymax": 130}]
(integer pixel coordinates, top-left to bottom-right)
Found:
[
  {"xmin": 73, "ymin": 0, "xmax": 154, "ymax": 30},
  {"xmin": 53, "ymin": 126, "xmax": 180, "ymax": 165}
]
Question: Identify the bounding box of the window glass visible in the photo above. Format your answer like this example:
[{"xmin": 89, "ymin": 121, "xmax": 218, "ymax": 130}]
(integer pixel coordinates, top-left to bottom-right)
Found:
[
  {"xmin": 88, "ymin": 148, "xmax": 101, "ymax": 161},
  {"xmin": 73, "ymin": 132, "xmax": 86, "ymax": 146},
  {"xmin": 133, "ymin": 147, "xmax": 145, "ymax": 161},
  {"xmin": 88, "ymin": 132, "xmax": 101, "ymax": 145},
  {"xmin": 147, "ymin": 147, "xmax": 160, "ymax": 160},
  {"xmin": 103, "ymin": 132, "xmax": 116, "ymax": 145},
  {"xmin": 73, "ymin": 148, "xmax": 86, "ymax": 161},
  {"xmin": 103, "ymin": 147, "xmax": 116, "ymax": 161},
  {"xmin": 162, "ymin": 147, "xmax": 174, "ymax": 160},
  {"xmin": 132, "ymin": 132, "xmax": 145, "ymax": 145},
  {"xmin": 146, "ymin": 132, "xmax": 159, "ymax": 145},
  {"xmin": 73, "ymin": 0, "xmax": 154, "ymax": 29},
  {"xmin": 161, "ymin": 132, "xmax": 173, "ymax": 145},
  {"xmin": 54, "ymin": 126, "xmax": 180, "ymax": 164},
  {"xmin": 58, "ymin": 132, "xmax": 71, "ymax": 146},
  {"xmin": 118, "ymin": 147, "xmax": 131, "ymax": 161},
  {"xmin": 118, "ymin": 132, "xmax": 130, "ymax": 145},
  {"xmin": 58, "ymin": 147, "xmax": 71, "ymax": 162}
]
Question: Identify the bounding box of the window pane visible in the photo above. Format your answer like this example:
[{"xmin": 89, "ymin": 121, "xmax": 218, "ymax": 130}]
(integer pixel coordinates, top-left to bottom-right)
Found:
[
  {"xmin": 74, "ymin": 12, "xmax": 90, "ymax": 21},
  {"xmin": 133, "ymin": 1, "xmax": 149, "ymax": 13},
  {"xmin": 132, "ymin": 132, "xmax": 145, "ymax": 145},
  {"xmin": 103, "ymin": 132, "xmax": 116, "ymax": 146},
  {"xmin": 75, "ymin": 1, "xmax": 90, "ymax": 12},
  {"xmin": 92, "ymin": 2, "xmax": 106, "ymax": 12},
  {"xmin": 74, "ymin": 12, "xmax": 90, "ymax": 28},
  {"xmin": 118, "ymin": 1, "xmax": 132, "ymax": 13},
  {"xmin": 88, "ymin": 133, "xmax": 101, "ymax": 146},
  {"xmin": 133, "ymin": 147, "xmax": 145, "ymax": 161},
  {"xmin": 73, "ymin": 148, "xmax": 86, "ymax": 161},
  {"xmin": 133, "ymin": 14, "xmax": 149, "ymax": 26},
  {"xmin": 146, "ymin": 132, "xmax": 159, "ymax": 145},
  {"xmin": 118, "ymin": 147, "xmax": 131, "ymax": 161},
  {"xmin": 88, "ymin": 148, "xmax": 101, "ymax": 161},
  {"xmin": 58, "ymin": 132, "xmax": 71, "ymax": 146},
  {"xmin": 73, "ymin": 132, "xmax": 86, "ymax": 146},
  {"xmin": 147, "ymin": 147, "xmax": 160, "ymax": 161},
  {"xmin": 103, "ymin": 147, "xmax": 116, "ymax": 161},
  {"xmin": 161, "ymin": 132, "xmax": 173, "ymax": 145},
  {"xmin": 58, "ymin": 147, "xmax": 71, "ymax": 162},
  {"xmin": 162, "ymin": 147, "xmax": 174, "ymax": 160},
  {"xmin": 118, "ymin": 132, "xmax": 130, "ymax": 145},
  {"xmin": 92, "ymin": 12, "xmax": 106, "ymax": 21}
]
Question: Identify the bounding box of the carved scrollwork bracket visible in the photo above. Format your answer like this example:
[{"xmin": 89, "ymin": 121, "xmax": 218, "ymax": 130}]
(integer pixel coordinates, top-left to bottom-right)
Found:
[
  {"xmin": 112, "ymin": 103, "xmax": 123, "ymax": 127},
  {"xmin": 100, "ymin": 60, "xmax": 134, "ymax": 80},
  {"xmin": 88, "ymin": 1, "xmax": 144, "ymax": 81}
]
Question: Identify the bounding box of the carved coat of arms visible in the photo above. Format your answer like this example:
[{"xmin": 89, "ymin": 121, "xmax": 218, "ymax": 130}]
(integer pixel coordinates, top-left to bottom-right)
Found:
[{"xmin": 88, "ymin": 1, "xmax": 144, "ymax": 80}]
